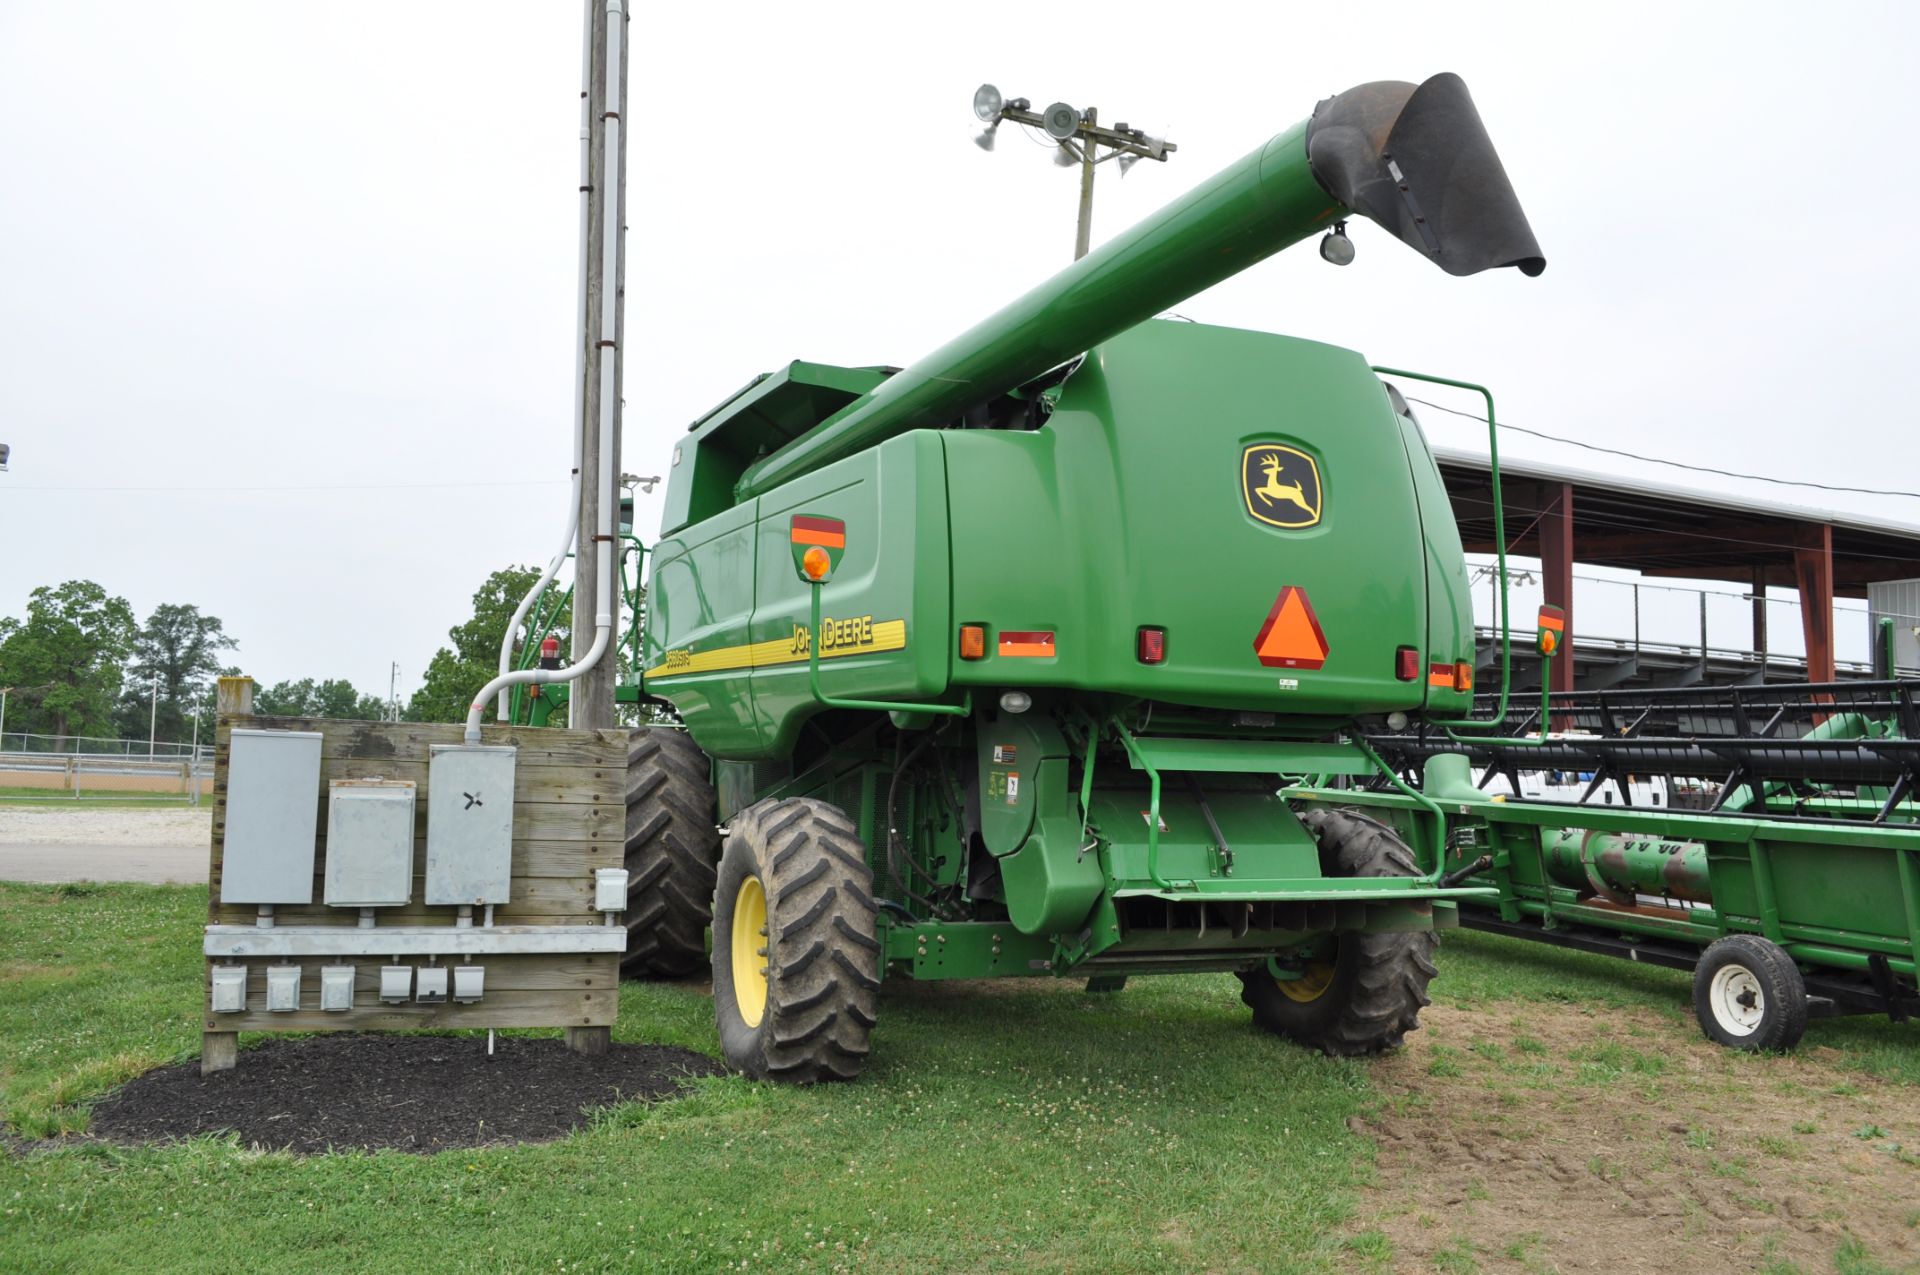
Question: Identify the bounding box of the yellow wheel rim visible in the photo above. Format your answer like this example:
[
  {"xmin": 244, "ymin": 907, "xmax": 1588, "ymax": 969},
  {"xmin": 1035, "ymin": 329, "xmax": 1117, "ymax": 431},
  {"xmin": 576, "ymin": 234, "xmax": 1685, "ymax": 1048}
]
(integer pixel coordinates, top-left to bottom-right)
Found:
[
  {"xmin": 1277, "ymin": 961, "xmax": 1335, "ymax": 1004},
  {"xmin": 730, "ymin": 875, "xmax": 769, "ymax": 1028}
]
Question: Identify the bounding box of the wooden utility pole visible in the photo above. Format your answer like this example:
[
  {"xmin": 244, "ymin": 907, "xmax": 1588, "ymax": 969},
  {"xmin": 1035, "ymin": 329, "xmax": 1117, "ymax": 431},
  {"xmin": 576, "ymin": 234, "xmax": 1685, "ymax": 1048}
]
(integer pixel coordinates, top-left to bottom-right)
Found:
[{"xmin": 572, "ymin": 0, "xmax": 628, "ymax": 731}]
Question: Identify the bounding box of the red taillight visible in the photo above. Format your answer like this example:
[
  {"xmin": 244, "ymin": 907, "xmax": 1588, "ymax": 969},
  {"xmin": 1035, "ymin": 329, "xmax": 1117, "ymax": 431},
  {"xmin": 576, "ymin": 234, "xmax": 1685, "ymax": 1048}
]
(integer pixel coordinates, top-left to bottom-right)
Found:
[
  {"xmin": 538, "ymin": 636, "xmax": 562, "ymax": 670},
  {"xmin": 1137, "ymin": 627, "xmax": 1166, "ymax": 665},
  {"xmin": 1395, "ymin": 646, "xmax": 1419, "ymax": 681}
]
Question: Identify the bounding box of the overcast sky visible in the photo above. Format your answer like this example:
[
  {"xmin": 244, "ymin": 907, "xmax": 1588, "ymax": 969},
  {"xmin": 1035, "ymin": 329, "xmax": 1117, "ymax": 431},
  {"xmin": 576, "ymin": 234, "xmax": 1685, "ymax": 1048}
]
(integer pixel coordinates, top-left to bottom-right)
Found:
[{"xmin": 3, "ymin": 1, "xmax": 1916, "ymax": 701}]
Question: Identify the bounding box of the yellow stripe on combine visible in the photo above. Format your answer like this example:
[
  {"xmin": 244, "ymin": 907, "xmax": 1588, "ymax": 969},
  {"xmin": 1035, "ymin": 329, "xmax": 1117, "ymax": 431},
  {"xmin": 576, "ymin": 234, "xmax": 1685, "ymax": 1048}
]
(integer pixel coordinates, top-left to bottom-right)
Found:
[{"xmin": 645, "ymin": 619, "xmax": 907, "ymax": 680}]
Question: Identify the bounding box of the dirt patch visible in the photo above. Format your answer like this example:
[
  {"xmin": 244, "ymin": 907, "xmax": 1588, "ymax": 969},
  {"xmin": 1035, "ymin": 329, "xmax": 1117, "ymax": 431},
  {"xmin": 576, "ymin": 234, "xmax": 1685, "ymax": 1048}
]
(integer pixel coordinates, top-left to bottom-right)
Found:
[
  {"xmin": 0, "ymin": 807, "xmax": 210, "ymax": 847},
  {"xmin": 1354, "ymin": 1003, "xmax": 1920, "ymax": 1272},
  {"xmin": 85, "ymin": 1034, "xmax": 725, "ymax": 1154}
]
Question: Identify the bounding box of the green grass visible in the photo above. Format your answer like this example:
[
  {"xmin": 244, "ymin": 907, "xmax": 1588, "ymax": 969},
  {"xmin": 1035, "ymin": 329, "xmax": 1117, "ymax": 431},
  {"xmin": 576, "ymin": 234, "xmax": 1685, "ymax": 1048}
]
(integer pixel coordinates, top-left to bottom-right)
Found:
[
  {"xmin": 0, "ymin": 882, "xmax": 1378, "ymax": 1273},
  {"xmin": 2, "ymin": 888, "xmax": 1916, "ymax": 1273}
]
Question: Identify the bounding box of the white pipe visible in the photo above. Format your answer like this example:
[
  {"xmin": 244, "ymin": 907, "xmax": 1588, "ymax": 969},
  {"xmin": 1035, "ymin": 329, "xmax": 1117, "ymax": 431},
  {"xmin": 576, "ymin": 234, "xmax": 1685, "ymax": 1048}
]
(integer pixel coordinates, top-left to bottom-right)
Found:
[
  {"xmin": 494, "ymin": 0, "xmax": 597, "ymax": 720},
  {"xmin": 467, "ymin": 0, "xmax": 624, "ymax": 745}
]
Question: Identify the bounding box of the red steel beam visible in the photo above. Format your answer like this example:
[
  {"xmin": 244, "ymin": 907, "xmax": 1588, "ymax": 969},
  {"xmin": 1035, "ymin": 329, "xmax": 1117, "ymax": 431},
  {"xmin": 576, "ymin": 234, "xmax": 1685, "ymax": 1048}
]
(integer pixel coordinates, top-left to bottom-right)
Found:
[
  {"xmin": 1539, "ymin": 482, "xmax": 1575, "ymax": 694},
  {"xmin": 1794, "ymin": 524, "xmax": 1836, "ymax": 684}
]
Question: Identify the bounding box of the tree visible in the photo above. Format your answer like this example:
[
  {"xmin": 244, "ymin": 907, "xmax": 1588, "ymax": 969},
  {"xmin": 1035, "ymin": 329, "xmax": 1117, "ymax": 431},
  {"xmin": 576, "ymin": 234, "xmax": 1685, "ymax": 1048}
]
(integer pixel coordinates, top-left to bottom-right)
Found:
[
  {"xmin": 406, "ymin": 566, "xmax": 569, "ymax": 724},
  {"xmin": 113, "ymin": 603, "xmax": 237, "ymax": 744},
  {"xmin": 0, "ymin": 580, "xmax": 138, "ymax": 745},
  {"xmin": 256, "ymin": 677, "xmax": 388, "ymax": 720}
]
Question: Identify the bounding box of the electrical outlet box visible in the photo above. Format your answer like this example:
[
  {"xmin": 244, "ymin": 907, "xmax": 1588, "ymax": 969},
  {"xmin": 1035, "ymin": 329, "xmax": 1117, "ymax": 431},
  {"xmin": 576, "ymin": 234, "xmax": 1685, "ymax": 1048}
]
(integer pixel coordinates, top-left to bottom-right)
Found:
[
  {"xmin": 320, "ymin": 965, "xmax": 355, "ymax": 1012},
  {"xmin": 379, "ymin": 965, "xmax": 412, "ymax": 1004},
  {"xmin": 324, "ymin": 779, "xmax": 416, "ymax": 907},
  {"xmin": 415, "ymin": 966, "xmax": 449, "ymax": 1004},
  {"xmin": 452, "ymin": 965, "xmax": 485, "ymax": 1004},
  {"xmin": 425, "ymin": 746, "xmax": 517, "ymax": 905},
  {"xmin": 211, "ymin": 966, "xmax": 247, "ymax": 1014},
  {"xmin": 265, "ymin": 965, "xmax": 301, "ymax": 1012},
  {"xmin": 220, "ymin": 729, "xmax": 323, "ymax": 905},
  {"xmin": 594, "ymin": 867, "xmax": 629, "ymax": 912}
]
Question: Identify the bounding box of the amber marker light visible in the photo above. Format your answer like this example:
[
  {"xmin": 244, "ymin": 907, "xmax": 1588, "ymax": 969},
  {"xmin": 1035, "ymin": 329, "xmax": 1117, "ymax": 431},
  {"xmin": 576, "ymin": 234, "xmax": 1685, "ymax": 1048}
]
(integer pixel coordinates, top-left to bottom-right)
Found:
[
  {"xmin": 959, "ymin": 624, "xmax": 987, "ymax": 660},
  {"xmin": 802, "ymin": 546, "xmax": 831, "ymax": 580}
]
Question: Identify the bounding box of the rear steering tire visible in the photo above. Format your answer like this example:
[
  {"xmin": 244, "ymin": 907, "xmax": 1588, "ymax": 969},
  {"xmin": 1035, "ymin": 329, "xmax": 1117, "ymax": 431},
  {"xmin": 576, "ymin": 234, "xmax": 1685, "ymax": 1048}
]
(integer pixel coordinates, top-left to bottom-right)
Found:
[
  {"xmin": 1692, "ymin": 934, "xmax": 1808, "ymax": 1052},
  {"xmin": 621, "ymin": 728, "xmax": 720, "ymax": 979},
  {"xmin": 711, "ymin": 799, "xmax": 879, "ymax": 1083},
  {"xmin": 1236, "ymin": 808, "xmax": 1438, "ymax": 1056}
]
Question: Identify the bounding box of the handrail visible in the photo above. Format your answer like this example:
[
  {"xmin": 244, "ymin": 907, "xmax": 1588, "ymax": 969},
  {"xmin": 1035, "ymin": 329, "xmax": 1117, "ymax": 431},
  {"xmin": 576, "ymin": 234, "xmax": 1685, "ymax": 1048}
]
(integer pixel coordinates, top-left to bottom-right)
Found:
[{"xmin": 1373, "ymin": 367, "xmax": 1511, "ymax": 731}]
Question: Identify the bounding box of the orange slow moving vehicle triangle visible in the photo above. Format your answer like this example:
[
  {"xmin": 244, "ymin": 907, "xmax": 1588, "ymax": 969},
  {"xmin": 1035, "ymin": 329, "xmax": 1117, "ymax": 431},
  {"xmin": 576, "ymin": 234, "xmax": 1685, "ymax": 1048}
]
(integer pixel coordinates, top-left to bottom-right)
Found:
[{"xmin": 1253, "ymin": 586, "xmax": 1330, "ymax": 670}]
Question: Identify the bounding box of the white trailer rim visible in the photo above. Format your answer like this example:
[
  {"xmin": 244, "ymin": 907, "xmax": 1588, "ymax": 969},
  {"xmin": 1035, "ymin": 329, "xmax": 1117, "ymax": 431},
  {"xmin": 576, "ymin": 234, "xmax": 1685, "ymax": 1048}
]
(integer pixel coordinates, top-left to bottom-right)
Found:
[{"xmin": 1709, "ymin": 963, "xmax": 1765, "ymax": 1035}]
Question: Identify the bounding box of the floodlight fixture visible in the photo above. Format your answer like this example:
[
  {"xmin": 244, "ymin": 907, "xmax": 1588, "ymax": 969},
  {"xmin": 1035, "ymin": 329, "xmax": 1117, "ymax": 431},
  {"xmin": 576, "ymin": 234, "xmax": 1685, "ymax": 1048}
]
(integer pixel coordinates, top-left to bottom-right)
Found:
[
  {"xmin": 974, "ymin": 120, "xmax": 999, "ymax": 152},
  {"xmin": 1041, "ymin": 102, "xmax": 1081, "ymax": 141},
  {"xmin": 973, "ymin": 84, "xmax": 1003, "ymax": 122},
  {"xmin": 0, "ymin": 442, "xmax": 9, "ymax": 471}
]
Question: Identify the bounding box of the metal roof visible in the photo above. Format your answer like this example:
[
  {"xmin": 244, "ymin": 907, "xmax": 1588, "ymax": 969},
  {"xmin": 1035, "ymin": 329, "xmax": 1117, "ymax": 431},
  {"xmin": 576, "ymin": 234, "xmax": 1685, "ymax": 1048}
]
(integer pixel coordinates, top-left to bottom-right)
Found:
[{"xmin": 1430, "ymin": 446, "xmax": 1920, "ymax": 599}]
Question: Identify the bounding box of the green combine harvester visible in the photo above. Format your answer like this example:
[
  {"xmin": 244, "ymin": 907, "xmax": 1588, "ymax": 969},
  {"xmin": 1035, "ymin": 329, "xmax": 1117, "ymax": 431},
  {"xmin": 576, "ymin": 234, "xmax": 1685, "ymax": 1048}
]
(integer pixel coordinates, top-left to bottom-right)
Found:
[
  {"xmin": 557, "ymin": 71, "xmax": 1551, "ymax": 1082},
  {"xmin": 514, "ymin": 69, "xmax": 1920, "ymax": 1079}
]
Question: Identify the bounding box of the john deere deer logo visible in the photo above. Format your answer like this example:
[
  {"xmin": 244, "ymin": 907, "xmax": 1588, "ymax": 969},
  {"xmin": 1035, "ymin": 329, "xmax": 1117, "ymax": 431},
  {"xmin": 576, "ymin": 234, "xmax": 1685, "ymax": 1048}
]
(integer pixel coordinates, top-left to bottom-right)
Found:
[{"xmin": 1241, "ymin": 444, "xmax": 1322, "ymax": 529}]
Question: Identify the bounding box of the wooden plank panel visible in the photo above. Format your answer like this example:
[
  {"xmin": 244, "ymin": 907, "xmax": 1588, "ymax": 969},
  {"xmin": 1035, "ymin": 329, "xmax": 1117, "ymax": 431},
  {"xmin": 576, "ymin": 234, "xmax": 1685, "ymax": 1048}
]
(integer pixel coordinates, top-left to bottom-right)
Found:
[
  {"xmin": 219, "ymin": 717, "xmax": 627, "ymax": 768},
  {"xmin": 205, "ymin": 954, "xmax": 614, "ymax": 993},
  {"xmin": 205, "ymin": 989, "xmax": 616, "ymax": 1032},
  {"xmin": 205, "ymin": 713, "xmax": 630, "ymax": 1036}
]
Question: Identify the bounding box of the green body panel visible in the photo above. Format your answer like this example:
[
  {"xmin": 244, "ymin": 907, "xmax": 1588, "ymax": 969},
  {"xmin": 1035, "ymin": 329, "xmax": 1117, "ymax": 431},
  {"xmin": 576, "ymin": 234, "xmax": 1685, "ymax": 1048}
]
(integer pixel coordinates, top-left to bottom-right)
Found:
[{"xmin": 941, "ymin": 323, "xmax": 1463, "ymax": 715}]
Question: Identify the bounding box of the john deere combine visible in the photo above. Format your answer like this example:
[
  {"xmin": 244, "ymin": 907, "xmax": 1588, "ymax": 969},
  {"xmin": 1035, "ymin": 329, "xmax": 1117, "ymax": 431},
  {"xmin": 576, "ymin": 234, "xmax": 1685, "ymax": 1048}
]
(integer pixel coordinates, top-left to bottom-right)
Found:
[{"xmin": 603, "ymin": 73, "xmax": 1547, "ymax": 1080}]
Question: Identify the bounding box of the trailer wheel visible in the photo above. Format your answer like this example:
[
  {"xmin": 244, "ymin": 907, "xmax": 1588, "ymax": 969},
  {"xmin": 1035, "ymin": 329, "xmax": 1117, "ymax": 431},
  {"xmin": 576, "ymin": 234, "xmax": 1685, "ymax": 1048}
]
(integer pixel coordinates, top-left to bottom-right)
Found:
[
  {"xmin": 621, "ymin": 728, "xmax": 720, "ymax": 979},
  {"xmin": 1692, "ymin": 935, "xmax": 1808, "ymax": 1051},
  {"xmin": 711, "ymin": 798, "xmax": 879, "ymax": 1083},
  {"xmin": 1236, "ymin": 808, "xmax": 1438, "ymax": 1056}
]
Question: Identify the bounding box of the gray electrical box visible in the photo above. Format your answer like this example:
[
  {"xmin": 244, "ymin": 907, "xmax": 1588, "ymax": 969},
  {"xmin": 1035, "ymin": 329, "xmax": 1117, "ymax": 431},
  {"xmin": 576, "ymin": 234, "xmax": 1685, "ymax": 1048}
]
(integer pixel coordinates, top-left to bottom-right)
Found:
[
  {"xmin": 320, "ymin": 965, "xmax": 355, "ymax": 1012},
  {"xmin": 210, "ymin": 966, "xmax": 247, "ymax": 1014},
  {"xmin": 266, "ymin": 965, "xmax": 302, "ymax": 1012},
  {"xmin": 220, "ymin": 729, "xmax": 324, "ymax": 905},
  {"xmin": 425, "ymin": 745, "xmax": 517, "ymax": 905},
  {"xmin": 324, "ymin": 779, "xmax": 417, "ymax": 907}
]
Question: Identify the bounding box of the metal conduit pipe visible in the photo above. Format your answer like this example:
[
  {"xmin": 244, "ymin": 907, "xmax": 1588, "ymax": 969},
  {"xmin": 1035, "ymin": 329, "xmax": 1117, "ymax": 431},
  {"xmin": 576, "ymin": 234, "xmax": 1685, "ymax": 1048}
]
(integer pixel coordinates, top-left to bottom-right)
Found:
[
  {"xmin": 467, "ymin": 0, "xmax": 624, "ymax": 743},
  {"xmin": 495, "ymin": 0, "xmax": 596, "ymax": 719}
]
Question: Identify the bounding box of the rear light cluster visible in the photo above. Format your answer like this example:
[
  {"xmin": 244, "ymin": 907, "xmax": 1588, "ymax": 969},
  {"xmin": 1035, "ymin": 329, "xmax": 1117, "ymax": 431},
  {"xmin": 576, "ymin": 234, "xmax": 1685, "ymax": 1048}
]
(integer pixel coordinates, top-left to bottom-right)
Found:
[{"xmin": 1394, "ymin": 646, "xmax": 1472, "ymax": 691}]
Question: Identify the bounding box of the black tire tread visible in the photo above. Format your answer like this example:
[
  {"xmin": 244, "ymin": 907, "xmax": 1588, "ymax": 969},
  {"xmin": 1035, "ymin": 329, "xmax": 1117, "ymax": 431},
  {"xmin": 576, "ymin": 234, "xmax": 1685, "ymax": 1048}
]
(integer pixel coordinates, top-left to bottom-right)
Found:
[
  {"xmin": 1692, "ymin": 934, "xmax": 1809, "ymax": 1052},
  {"xmin": 621, "ymin": 727, "xmax": 720, "ymax": 978},
  {"xmin": 1236, "ymin": 807, "xmax": 1438, "ymax": 1056},
  {"xmin": 717, "ymin": 798, "xmax": 878, "ymax": 1083}
]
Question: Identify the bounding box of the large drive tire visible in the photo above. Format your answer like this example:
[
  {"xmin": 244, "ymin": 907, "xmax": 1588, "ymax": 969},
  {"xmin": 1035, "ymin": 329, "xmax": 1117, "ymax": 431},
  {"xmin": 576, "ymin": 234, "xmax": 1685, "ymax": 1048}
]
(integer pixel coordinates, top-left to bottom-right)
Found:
[
  {"xmin": 1693, "ymin": 934, "xmax": 1808, "ymax": 1052},
  {"xmin": 622, "ymin": 727, "xmax": 720, "ymax": 979},
  {"xmin": 1236, "ymin": 808, "xmax": 1439, "ymax": 1056},
  {"xmin": 711, "ymin": 799, "xmax": 879, "ymax": 1083}
]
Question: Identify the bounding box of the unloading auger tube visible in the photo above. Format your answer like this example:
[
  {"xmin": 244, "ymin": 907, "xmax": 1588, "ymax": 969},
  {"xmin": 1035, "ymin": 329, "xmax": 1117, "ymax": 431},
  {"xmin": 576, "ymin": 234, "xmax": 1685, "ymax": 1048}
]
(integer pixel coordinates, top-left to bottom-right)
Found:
[{"xmin": 733, "ymin": 72, "xmax": 1543, "ymax": 500}]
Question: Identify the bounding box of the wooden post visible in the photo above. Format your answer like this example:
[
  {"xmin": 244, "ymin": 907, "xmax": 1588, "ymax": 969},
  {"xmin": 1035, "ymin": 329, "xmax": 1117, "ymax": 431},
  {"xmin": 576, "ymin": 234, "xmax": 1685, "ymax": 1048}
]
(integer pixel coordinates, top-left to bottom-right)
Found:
[
  {"xmin": 565, "ymin": 1025, "xmax": 611, "ymax": 1056},
  {"xmin": 202, "ymin": 1030, "xmax": 237, "ymax": 1075},
  {"xmin": 216, "ymin": 675, "xmax": 255, "ymax": 719}
]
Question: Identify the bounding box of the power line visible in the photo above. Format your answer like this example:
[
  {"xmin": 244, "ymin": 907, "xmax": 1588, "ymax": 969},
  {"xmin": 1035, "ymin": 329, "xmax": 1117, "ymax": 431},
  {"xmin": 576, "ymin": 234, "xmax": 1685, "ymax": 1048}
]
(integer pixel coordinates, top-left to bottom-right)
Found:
[
  {"xmin": 1402, "ymin": 395, "xmax": 1920, "ymax": 500},
  {"xmin": 4, "ymin": 478, "xmax": 569, "ymax": 494}
]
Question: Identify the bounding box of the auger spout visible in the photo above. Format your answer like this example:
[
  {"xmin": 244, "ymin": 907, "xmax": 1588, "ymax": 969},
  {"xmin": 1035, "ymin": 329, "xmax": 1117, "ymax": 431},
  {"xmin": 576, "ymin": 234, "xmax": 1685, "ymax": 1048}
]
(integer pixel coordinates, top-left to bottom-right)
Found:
[{"xmin": 732, "ymin": 72, "xmax": 1542, "ymax": 501}]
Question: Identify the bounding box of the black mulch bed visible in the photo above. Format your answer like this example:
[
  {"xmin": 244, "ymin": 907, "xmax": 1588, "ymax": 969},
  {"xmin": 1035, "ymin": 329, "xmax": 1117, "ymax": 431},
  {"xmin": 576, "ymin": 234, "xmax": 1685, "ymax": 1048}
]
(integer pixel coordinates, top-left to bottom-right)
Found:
[{"xmin": 86, "ymin": 1034, "xmax": 726, "ymax": 1154}]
